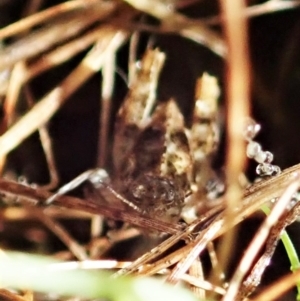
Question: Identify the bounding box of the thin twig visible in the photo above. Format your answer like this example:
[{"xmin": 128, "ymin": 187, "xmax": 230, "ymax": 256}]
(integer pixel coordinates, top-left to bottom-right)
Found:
[{"xmin": 207, "ymin": 242, "xmax": 225, "ymax": 287}]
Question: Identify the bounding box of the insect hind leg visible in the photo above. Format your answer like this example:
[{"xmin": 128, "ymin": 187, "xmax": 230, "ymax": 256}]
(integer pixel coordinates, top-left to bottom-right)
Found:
[{"xmin": 45, "ymin": 168, "xmax": 110, "ymax": 204}]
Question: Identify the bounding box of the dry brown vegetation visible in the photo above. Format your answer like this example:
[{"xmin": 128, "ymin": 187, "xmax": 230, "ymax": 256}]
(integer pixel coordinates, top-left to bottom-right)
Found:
[{"xmin": 0, "ymin": 1, "xmax": 300, "ymax": 301}]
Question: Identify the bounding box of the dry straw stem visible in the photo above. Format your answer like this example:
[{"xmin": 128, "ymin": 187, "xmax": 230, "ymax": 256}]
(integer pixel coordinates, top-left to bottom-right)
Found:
[
  {"xmin": 0, "ymin": 1, "xmax": 116, "ymax": 72},
  {"xmin": 166, "ymin": 214, "xmax": 224, "ymax": 284},
  {"xmin": 251, "ymin": 268, "xmax": 300, "ymax": 301},
  {"xmin": 0, "ymin": 28, "xmax": 128, "ymax": 161},
  {"xmin": 207, "ymin": 241, "xmax": 225, "ymax": 287},
  {"xmin": 0, "ymin": 289, "xmax": 28, "ymax": 301},
  {"xmin": 189, "ymin": 257, "xmax": 206, "ymax": 299},
  {"xmin": 223, "ymin": 174, "xmax": 300, "ymax": 301},
  {"xmin": 3, "ymin": 62, "xmax": 26, "ymax": 123},
  {"xmin": 0, "ymin": 179, "xmax": 183, "ymax": 235},
  {"xmin": 181, "ymin": 273, "xmax": 226, "ymax": 296},
  {"xmin": 210, "ymin": 164, "xmax": 300, "ymax": 240},
  {"xmin": 205, "ymin": 0, "xmax": 300, "ymax": 25},
  {"xmin": 31, "ymin": 208, "xmax": 88, "ymax": 261},
  {"xmin": 23, "ymin": 86, "xmax": 59, "ymax": 190},
  {"xmin": 140, "ymin": 244, "xmax": 192, "ymax": 277},
  {"xmin": 0, "ymin": 25, "xmax": 117, "ymax": 96},
  {"xmin": 113, "ymin": 205, "xmax": 224, "ymax": 277},
  {"xmin": 115, "ymin": 163, "xmax": 300, "ymax": 283},
  {"xmin": 240, "ymin": 201, "xmax": 300, "ymax": 298},
  {"xmin": 148, "ymin": 171, "xmax": 300, "ymax": 290},
  {"xmin": 3, "ymin": 0, "xmax": 38, "ymax": 121},
  {"xmin": 216, "ymin": 0, "xmax": 251, "ymax": 284},
  {"xmin": 98, "ymin": 50, "xmax": 116, "ymax": 167},
  {"xmin": 27, "ymin": 24, "xmax": 113, "ymax": 82},
  {"xmin": 122, "ymin": 0, "xmax": 227, "ymax": 58},
  {"xmin": 113, "ymin": 228, "xmax": 193, "ymax": 276},
  {"xmin": 1, "ymin": 207, "xmax": 93, "ymax": 221},
  {"xmin": 0, "ymin": 0, "xmax": 101, "ymax": 40}
]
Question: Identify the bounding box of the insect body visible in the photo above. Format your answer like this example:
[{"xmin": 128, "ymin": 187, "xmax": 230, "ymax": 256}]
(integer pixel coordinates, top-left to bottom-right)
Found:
[
  {"xmin": 46, "ymin": 48, "xmax": 221, "ymax": 226},
  {"xmin": 118, "ymin": 99, "xmax": 192, "ymax": 223},
  {"xmin": 112, "ymin": 49, "xmax": 221, "ymax": 223}
]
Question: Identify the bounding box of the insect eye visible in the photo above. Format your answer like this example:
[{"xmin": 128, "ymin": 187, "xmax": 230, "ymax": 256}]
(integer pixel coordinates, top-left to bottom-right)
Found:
[{"xmin": 132, "ymin": 184, "xmax": 146, "ymax": 199}]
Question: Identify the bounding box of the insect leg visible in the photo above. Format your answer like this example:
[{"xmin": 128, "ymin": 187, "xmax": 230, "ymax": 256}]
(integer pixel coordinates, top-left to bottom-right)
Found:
[{"xmin": 45, "ymin": 168, "xmax": 110, "ymax": 204}]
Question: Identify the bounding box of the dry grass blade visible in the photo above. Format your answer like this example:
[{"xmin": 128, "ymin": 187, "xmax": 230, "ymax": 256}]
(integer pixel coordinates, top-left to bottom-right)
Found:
[
  {"xmin": 122, "ymin": 0, "xmax": 227, "ymax": 57},
  {"xmin": 98, "ymin": 51, "xmax": 116, "ymax": 167},
  {"xmin": 32, "ymin": 208, "xmax": 88, "ymax": 261},
  {"xmin": 23, "ymin": 85, "xmax": 59, "ymax": 190},
  {"xmin": 0, "ymin": 1, "xmax": 300, "ymax": 300},
  {"xmin": 189, "ymin": 257, "xmax": 206, "ymax": 299},
  {"xmin": 205, "ymin": 0, "xmax": 300, "ymax": 25},
  {"xmin": 26, "ymin": 25, "xmax": 109, "ymax": 81},
  {"xmin": 207, "ymin": 241, "xmax": 225, "ymax": 291},
  {"xmin": 0, "ymin": 0, "xmax": 100, "ymax": 40},
  {"xmin": 0, "ymin": 179, "xmax": 183, "ymax": 234},
  {"xmin": 0, "ymin": 289, "xmax": 29, "ymax": 301},
  {"xmin": 114, "ymin": 163, "xmax": 300, "ymax": 281},
  {"xmin": 47, "ymin": 259, "xmax": 133, "ymax": 271},
  {"xmin": 166, "ymin": 215, "xmax": 224, "ymax": 284},
  {"xmin": 251, "ymin": 269, "xmax": 300, "ymax": 301},
  {"xmin": 223, "ymin": 174, "xmax": 300, "ymax": 301},
  {"xmin": 113, "ymin": 224, "xmax": 197, "ymax": 276},
  {"xmin": 139, "ymin": 244, "xmax": 191, "ymax": 276},
  {"xmin": 113, "ymin": 164, "xmax": 300, "ymax": 291},
  {"xmin": 181, "ymin": 273, "xmax": 226, "ymax": 296},
  {"xmin": 239, "ymin": 201, "xmax": 300, "ymax": 299},
  {"xmin": 0, "ymin": 24, "xmax": 124, "ymax": 97},
  {"xmin": 114, "ymin": 206, "xmax": 223, "ymax": 277},
  {"xmin": 1, "ymin": 207, "xmax": 93, "ymax": 221},
  {"xmin": 217, "ymin": 0, "xmax": 250, "ymax": 281},
  {"xmin": 3, "ymin": 62, "xmax": 26, "ymax": 125},
  {"xmin": 0, "ymin": 29, "xmax": 128, "ymax": 160},
  {"xmin": 0, "ymin": 1, "xmax": 116, "ymax": 72}
]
